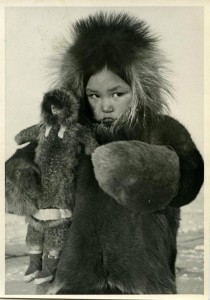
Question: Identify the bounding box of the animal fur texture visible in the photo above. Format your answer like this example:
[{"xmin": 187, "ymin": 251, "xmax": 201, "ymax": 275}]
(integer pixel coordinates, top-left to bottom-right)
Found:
[
  {"xmin": 14, "ymin": 89, "xmax": 98, "ymax": 212},
  {"xmin": 8, "ymin": 89, "xmax": 98, "ymax": 250},
  {"xmin": 5, "ymin": 142, "xmax": 40, "ymax": 216},
  {"xmin": 48, "ymin": 150, "xmax": 180, "ymax": 294},
  {"xmin": 47, "ymin": 12, "xmax": 203, "ymax": 294},
  {"xmin": 53, "ymin": 12, "xmax": 172, "ymax": 128},
  {"xmin": 47, "ymin": 112, "xmax": 203, "ymax": 294},
  {"xmin": 5, "ymin": 12, "xmax": 204, "ymax": 294},
  {"xmin": 92, "ymin": 141, "xmax": 180, "ymax": 213}
]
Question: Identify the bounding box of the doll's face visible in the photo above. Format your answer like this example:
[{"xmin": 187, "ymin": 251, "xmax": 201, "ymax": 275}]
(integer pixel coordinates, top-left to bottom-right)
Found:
[
  {"xmin": 86, "ymin": 68, "xmax": 133, "ymax": 125},
  {"xmin": 51, "ymin": 105, "xmax": 62, "ymax": 116}
]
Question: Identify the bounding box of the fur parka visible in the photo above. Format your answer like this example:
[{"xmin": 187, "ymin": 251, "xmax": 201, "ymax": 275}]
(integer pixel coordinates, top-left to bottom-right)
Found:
[
  {"xmin": 6, "ymin": 89, "xmax": 98, "ymax": 216},
  {"xmin": 6, "ymin": 89, "xmax": 98, "ymax": 251},
  {"xmin": 47, "ymin": 115, "xmax": 203, "ymax": 295},
  {"xmin": 5, "ymin": 12, "xmax": 204, "ymax": 294}
]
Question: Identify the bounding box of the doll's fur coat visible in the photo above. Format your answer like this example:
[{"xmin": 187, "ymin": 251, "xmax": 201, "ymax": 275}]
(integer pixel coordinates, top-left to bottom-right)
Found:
[{"xmin": 6, "ymin": 89, "xmax": 98, "ymax": 250}]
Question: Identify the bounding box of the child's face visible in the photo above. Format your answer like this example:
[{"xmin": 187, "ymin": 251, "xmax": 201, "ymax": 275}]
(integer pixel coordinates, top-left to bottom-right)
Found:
[{"xmin": 86, "ymin": 68, "xmax": 133, "ymax": 125}]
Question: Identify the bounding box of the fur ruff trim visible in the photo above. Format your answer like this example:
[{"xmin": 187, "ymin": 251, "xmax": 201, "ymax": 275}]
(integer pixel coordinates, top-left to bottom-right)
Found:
[
  {"xmin": 51, "ymin": 11, "xmax": 172, "ymax": 128},
  {"xmin": 26, "ymin": 215, "xmax": 72, "ymax": 231},
  {"xmin": 41, "ymin": 89, "xmax": 80, "ymax": 126}
]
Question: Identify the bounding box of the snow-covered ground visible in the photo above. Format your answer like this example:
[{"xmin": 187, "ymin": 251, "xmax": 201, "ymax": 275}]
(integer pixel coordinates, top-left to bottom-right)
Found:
[{"xmin": 5, "ymin": 189, "xmax": 204, "ymax": 295}]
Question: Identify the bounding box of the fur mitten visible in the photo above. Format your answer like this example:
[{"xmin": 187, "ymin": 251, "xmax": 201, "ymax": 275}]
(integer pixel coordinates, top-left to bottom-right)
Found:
[
  {"xmin": 92, "ymin": 141, "xmax": 180, "ymax": 213},
  {"xmin": 5, "ymin": 152, "xmax": 41, "ymax": 216}
]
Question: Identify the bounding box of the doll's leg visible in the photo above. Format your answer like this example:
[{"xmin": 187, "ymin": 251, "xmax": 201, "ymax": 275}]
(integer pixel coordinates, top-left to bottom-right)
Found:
[
  {"xmin": 24, "ymin": 223, "xmax": 43, "ymax": 283},
  {"xmin": 34, "ymin": 219, "xmax": 71, "ymax": 285}
]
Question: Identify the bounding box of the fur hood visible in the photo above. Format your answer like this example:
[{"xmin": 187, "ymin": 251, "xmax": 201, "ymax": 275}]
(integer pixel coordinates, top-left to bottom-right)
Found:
[
  {"xmin": 41, "ymin": 89, "xmax": 79, "ymax": 126},
  {"xmin": 52, "ymin": 12, "xmax": 172, "ymax": 129}
]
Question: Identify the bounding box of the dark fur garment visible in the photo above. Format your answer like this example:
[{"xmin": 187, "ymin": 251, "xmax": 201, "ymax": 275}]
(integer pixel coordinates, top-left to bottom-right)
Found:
[
  {"xmin": 92, "ymin": 141, "xmax": 180, "ymax": 213},
  {"xmin": 12, "ymin": 89, "xmax": 98, "ymax": 213},
  {"xmin": 5, "ymin": 143, "xmax": 40, "ymax": 216},
  {"xmin": 46, "ymin": 12, "xmax": 203, "ymax": 295},
  {"xmin": 7, "ymin": 89, "xmax": 98, "ymax": 252}
]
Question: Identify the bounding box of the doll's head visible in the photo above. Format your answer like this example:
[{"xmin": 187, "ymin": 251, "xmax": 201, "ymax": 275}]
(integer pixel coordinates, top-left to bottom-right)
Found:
[
  {"xmin": 41, "ymin": 89, "xmax": 80, "ymax": 126},
  {"xmin": 51, "ymin": 104, "xmax": 63, "ymax": 116}
]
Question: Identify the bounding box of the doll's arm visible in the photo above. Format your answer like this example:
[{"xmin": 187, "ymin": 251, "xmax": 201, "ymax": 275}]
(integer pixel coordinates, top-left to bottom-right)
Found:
[
  {"xmin": 5, "ymin": 142, "xmax": 41, "ymax": 216},
  {"xmin": 76, "ymin": 124, "xmax": 99, "ymax": 155},
  {"xmin": 15, "ymin": 124, "xmax": 41, "ymax": 145},
  {"xmin": 92, "ymin": 116, "xmax": 203, "ymax": 212}
]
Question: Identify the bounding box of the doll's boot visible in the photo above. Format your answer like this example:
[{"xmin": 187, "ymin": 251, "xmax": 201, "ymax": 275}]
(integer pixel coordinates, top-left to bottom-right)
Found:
[
  {"xmin": 34, "ymin": 255, "xmax": 59, "ymax": 285},
  {"xmin": 24, "ymin": 253, "xmax": 42, "ymax": 283}
]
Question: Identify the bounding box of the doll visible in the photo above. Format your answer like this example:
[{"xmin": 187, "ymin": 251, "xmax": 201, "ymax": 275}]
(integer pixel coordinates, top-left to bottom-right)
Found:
[{"xmin": 12, "ymin": 89, "xmax": 98, "ymax": 285}]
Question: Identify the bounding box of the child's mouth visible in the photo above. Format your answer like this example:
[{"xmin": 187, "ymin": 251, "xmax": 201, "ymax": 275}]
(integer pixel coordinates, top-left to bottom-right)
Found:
[{"xmin": 102, "ymin": 117, "xmax": 115, "ymax": 124}]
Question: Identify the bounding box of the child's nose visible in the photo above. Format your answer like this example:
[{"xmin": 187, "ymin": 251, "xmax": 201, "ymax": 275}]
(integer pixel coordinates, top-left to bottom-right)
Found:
[{"xmin": 101, "ymin": 98, "xmax": 114, "ymax": 113}]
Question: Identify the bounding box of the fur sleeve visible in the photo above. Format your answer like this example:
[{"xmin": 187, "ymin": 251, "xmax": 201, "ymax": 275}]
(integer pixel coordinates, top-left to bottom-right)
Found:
[
  {"xmin": 150, "ymin": 116, "xmax": 204, "ymax": 207},
  {"xmin": 91, "ymin": 116, "xmax": 204, "ymax": 212},
  {"xmin": 76, "ymin": 124, "xmax": 99, "ymax": 155},
  {"xmin": 5, "ymin": 142, "xmax": 40, "ymax": 216},
  {"xmin": 15, "ymin": 124, "xmax": 41, "ymax": 145},
  {"xmin": 92, "ymin": 141, "xmax": 180, "ymax": 213}
]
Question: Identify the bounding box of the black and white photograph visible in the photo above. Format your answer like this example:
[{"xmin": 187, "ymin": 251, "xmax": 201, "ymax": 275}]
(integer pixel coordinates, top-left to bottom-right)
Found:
[{"xmin": 1, "ymin": 2, "xmax": 209, "ymax": 298}]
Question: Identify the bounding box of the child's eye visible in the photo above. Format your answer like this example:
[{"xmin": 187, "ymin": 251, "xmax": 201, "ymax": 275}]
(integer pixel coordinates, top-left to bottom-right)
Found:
[
  {"xmin": 88, "ymin": 94, "xmax": 100, "ymax": 99},
  {"xmin": 113, "ymin": 92, "xmax": 124, "ymax": 98}
]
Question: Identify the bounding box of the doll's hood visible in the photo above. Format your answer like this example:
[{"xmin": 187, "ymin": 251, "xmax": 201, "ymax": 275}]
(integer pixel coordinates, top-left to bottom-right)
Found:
[{"xmin": 41, "ymin": 89, "xmax": 79, "ymax": 126}]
